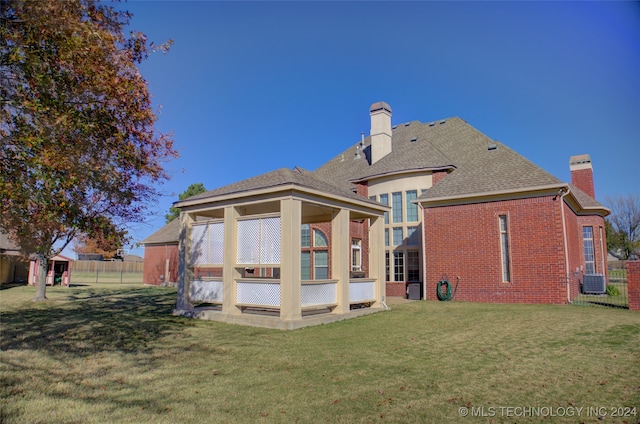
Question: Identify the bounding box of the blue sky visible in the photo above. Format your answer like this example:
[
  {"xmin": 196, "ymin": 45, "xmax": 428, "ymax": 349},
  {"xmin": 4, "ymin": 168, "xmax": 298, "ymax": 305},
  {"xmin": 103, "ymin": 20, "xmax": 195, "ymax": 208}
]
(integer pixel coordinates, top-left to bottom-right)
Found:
[{"xmin": 107, "ymin": 1, "xmax": 639, "ymax": 256}]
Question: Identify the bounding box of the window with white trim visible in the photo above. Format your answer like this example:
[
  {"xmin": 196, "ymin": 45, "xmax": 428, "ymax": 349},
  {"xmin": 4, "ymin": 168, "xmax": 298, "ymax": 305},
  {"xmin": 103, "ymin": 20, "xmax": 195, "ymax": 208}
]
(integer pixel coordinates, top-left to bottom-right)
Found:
[
  {"xmin": 407, "ymin": 226, "xmax": 419, "ymax": 246},
  {"xmin": 499, "ymin": 215, "xmax": 511, "ymax": 282},
  {"xmin": 392, "ymin": 227, "xmax": 403, "ymax": 246},
  {"xmin": 583, "ymin": 226, "xmax": 595, "ymax": 274},
  {"xmin": 406, "ymin": 190, "xmax": 418, "ymax": 222},
  {"xmin": 301, "ymin": 224, "xmax": 310, "ymax": 248},
  {"xmin": 301, "ymin": 251, "xmax": 311, "ymax": 280},
  {"xmin": 380, "ymin": 193, "xmax": 389, "ymax": 224},
  {"xmin": 394, "ymin": 251, "xmax": 404, "ymax": 282},
  {"xmin": 392, "ymin": 192, "xmax": 403, "ymax": 223},
  {"xmin": 351, "ymin": 239, "xmax": 362, "ymax": 272},
  {"xmin": 314, "ymin": 251, "xmax": 328, "ymax": 279},
  {"xmin": 314, "ymin": 229, "xmax": 328, "ymax": 247}
]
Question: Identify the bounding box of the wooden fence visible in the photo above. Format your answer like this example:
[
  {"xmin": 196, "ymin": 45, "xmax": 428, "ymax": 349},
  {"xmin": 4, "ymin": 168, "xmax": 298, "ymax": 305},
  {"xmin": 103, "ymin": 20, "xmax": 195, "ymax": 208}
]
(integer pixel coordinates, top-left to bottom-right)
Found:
[{"xmin": 72, "ymin": 260, "xmax": 144, "ymax": 273}]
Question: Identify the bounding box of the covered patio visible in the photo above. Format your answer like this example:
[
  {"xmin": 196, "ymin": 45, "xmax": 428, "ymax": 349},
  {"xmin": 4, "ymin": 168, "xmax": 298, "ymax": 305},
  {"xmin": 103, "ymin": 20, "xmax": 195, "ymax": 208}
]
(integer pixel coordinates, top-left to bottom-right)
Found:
[{"xmin": 172, "ymin": 168, "xmax": 388, "ymax": 329}]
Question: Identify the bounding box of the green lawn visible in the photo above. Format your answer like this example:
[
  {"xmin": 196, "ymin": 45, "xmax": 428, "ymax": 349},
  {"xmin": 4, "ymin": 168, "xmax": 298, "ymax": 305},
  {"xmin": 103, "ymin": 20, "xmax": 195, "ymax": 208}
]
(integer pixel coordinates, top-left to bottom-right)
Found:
[
  {"xmin": 1, "ymin": 284, "xmax": 639, "ymax": 423},
  {"xmin": 69, "ymin": 271, "xmax": 143, "ymax": 285}
]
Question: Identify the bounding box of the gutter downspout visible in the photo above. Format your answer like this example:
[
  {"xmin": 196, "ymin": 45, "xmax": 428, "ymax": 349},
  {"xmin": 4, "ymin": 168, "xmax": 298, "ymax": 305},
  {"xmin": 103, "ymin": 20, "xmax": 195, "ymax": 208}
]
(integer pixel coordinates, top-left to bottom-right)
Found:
[
  {"xmin": 559, "ymin": 187, "xmax": 571, "ymax": 303},
  {"xmin": 420, "ymin": 202, "xmax": 427, "ymax": 301}
]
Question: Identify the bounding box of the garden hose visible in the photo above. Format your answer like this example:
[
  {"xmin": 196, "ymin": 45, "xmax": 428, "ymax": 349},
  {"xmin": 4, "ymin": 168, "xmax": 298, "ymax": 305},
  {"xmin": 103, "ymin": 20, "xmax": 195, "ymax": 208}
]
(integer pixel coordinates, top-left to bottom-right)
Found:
[{"xmin": 436, "ymin": 277, "xmax": 459, "ymax": 301}]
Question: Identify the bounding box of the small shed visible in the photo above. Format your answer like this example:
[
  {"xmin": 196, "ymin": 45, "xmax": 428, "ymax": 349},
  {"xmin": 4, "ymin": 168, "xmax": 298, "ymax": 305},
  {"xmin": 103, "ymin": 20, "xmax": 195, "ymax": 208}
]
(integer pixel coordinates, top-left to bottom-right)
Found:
[{"xmin": 29, "ymin": 254, "xmax": 73, "ymax": 286}]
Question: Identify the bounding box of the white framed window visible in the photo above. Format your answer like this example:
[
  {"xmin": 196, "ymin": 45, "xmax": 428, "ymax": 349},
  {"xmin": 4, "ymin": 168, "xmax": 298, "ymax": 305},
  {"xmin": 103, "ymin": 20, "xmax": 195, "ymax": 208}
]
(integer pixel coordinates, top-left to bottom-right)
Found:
[
  {"xmin": 406, "ymin": 190, "xmax": 418, "ymax": 222},
  {"xmin": 407, "ymin": 226, "xmax": 419, "ymax": 246},
  {"xmin": 392, "ymin": 227, "xmax": 403, "ymax": 246},
  {"xmin": 380, "ymin": 193, "xmax": 389, "ymax": 224},
  {"xmin": 314, "ymin": 251, "xmax": 328, "ymax": 279},
  {"xmin": 301, "ymin": 224, "xmax": 311, "ymax": 248},
  {"xmin": 583, "ymin": 226, "xmax": 595, "ymax": 274},
  {"xmin": 351, "ymin": 239, "xmax": 362, "ymax": 272},
  {"xmin": 314, "ymin": 229, "xmax": 328, "ymax": 247},
  {"xmin": 392, "ymin": 192, "xmax": 403, "ymax": 223},
  {"xmin": 393, "ymin": 251, "xmax": 404, "ymax": 282},
  {"xmin": 499, "ymin": 215, "xmax": 511, "ymax": 282},
  {"xmin": 301, "ymin": 251, "xmax": 311, "ymax": 280}
]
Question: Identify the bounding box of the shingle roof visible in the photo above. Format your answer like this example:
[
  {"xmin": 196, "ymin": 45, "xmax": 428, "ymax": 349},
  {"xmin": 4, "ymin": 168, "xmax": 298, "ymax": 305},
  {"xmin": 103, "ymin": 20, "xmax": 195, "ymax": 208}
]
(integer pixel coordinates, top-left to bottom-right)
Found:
[
  {"xmin": 569, "ymin": 184, "xmax": 608, "ymax": 211},
  {"xmin": 181, "ymin": 167, "xmax": 381, "ymax": 207},
  {"xmin": 0, "ymin": 231, "xmax": 21, "ymax": 255},
  {"xmin": 314, "ymin": 117, "xmax": 566, "ymax": 200},
  {"xmin": 141, "ymin": 218, "xmax": 180, "ymax": 245}
]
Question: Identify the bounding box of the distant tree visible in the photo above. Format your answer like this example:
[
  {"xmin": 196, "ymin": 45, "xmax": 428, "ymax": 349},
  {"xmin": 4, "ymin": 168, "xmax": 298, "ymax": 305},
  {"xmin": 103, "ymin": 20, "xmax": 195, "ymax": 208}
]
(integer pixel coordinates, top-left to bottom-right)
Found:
[
  {"xmin": 165, "ymin": 183, "xmax": 207, "ymax": 223},
  {"xmin": 605, "ymin": 194, "xmax": 640, "ymax": 260},
  {"xmin": 0, "ymin": 1, "xmax": 176, "ymax": 300},
  {"xmin": 74, "ymin": 231, "xmax": 124, "ymax": 260}
]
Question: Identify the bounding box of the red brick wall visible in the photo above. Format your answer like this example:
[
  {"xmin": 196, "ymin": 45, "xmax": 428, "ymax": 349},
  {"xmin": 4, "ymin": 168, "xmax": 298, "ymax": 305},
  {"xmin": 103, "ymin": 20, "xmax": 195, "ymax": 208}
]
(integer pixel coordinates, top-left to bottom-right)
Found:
[
  {"xmin": 563, "ymin": 203, "xmax": 582, "ymax": 300},
  {"xmin": 432, "ymin": 170, "xmax": 448, "ymax": 185},
  {"xmin": 143, "ymin": 244, "xmax": 178, "ymax": 285},
  {"xmin": 628, "ymin": 261, "xmax": 640, "ymax": 311},
  {"xmin": 386, "ymin": 282, "xmax": 407, "ymax": 297},
  {"xmin": 423, "ymin": 195, "xmax": 570, "ymax": 304},
  {"xmin": 575, "ymin": 214, "xmax": 608, "ymax": 282},
  {"xmin": 571, "ymin": 168, "xmax": 595, "ymax": 198}
]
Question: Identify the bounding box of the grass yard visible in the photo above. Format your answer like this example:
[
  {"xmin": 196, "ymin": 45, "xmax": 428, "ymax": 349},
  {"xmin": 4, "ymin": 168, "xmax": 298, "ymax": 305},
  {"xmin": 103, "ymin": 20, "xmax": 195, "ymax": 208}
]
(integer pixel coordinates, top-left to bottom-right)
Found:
[
  {"xmin": 69, "ymin": 271, "xmax": 144, "ymax": 285},
  {"xmin": 1, "ymin": 284, "xmax": 639, "ymax": 423}
]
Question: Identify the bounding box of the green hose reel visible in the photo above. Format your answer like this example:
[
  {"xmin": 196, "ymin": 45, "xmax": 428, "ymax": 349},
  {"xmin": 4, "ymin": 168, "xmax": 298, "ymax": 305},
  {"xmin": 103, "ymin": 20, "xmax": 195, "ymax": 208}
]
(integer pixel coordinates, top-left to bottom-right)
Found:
[{"xmin": 436, "ymin": 277, "xmax": 459, "ymax": 301}]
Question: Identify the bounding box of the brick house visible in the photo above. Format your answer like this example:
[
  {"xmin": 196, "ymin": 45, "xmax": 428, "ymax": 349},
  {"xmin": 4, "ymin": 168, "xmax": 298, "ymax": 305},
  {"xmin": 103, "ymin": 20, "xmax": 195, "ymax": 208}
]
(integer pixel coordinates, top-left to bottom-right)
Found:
[
  {"xmin": 141, "ymin": 218, "xmax": 179, "ymax": 285},
  {"xmin": 313, "ymin": 102, "xmax": 609, "ymax": 303},
  {"xmin": 149, "ymin": 101, "xmax": 609, "ymax": 327}
]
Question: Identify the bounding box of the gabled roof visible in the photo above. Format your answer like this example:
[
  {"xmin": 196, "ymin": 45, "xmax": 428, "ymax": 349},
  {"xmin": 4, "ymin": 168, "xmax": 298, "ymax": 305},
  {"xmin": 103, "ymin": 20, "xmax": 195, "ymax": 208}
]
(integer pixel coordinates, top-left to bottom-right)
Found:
[
  {"xmin": 177, "ymin": 167, "xmax": 382, "ymax": 209},
  {"xmin": 314, "ymin": 117, "xmax": 564, "ymax": 199},
  {"xmin": 0, "ymin": 231, "xmax": 21, "ymax": 256},
  {"xmin": 141, "ymin": 218, "xmax": 180, "ymax": 245},
  {"xmin": 568, "ymin": 184, "xmax": 610, "ymax": 215}
]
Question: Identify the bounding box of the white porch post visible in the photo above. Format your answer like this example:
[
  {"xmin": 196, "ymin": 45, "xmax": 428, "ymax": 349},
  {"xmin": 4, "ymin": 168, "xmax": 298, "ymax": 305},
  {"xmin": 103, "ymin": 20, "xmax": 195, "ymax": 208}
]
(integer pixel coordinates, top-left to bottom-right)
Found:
[
  {"xmin": 176, "ymin": 212, "xmax": 194, "ymax": 311},
  {"xmin": 332, "ymin": 208, "xmax": 351, "ymax": 315},
  {"xmin": 369, "ymin": 215, "xmax": 386, "ymax": 307},
  {"xmin": 280, "ymin": 198, "xmax": 302, "ymax": 321},
  {"xmin": 222, "ymin": 206, "xmax": 241, "ymax": 316}
]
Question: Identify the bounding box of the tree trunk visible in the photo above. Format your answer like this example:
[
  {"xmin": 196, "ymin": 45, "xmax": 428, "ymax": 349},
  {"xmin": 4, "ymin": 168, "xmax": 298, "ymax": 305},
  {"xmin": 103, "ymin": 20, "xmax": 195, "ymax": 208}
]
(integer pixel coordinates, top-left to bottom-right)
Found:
[{"xmin": 33, "ymin": 253, "xmax": 49, "ymax": 301}]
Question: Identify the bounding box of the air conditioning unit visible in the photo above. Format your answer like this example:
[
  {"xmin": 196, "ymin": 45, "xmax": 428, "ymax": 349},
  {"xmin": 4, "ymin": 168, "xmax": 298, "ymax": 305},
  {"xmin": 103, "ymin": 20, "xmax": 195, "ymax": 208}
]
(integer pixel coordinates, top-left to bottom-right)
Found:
[{"xmin": 582, "ymin": 274, "xmax": 606, "ymax": 294}]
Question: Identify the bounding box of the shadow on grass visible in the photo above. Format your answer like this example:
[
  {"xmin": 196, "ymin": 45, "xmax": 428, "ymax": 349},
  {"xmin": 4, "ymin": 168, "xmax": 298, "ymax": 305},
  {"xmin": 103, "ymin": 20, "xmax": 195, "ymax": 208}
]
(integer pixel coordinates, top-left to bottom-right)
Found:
[
  {"xmin": 0, "ymin": 288, "xmax": 189, "ymax": 355},
  {"xmin": 0, "ymin": 287, "xmax": 207, "ymax": 421}
]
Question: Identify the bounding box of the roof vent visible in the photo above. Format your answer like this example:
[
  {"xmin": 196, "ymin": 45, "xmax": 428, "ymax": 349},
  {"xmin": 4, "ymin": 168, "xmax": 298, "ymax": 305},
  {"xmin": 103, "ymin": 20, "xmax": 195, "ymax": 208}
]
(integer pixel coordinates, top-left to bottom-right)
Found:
[
  {"xmin": 410, "ymin": 137, "xmax": 418, "ymax": 142},
  {"xmin": 392, "ymin": 124, "xmax": 398, "ymax": 129},
  {"xmin": 439, "ymin": 120, "xmax": 446, "ymax": 125},
  {"xmin": 488, "ymin": 143, "xmax": 498, "ymax": 151},
  {"xmin": 404, "ymin": 122, "xmax": 411, "ymax": 126},
  {"xmin": 428, "ymin": 122, "xmax": 435, "ymax": 127}
]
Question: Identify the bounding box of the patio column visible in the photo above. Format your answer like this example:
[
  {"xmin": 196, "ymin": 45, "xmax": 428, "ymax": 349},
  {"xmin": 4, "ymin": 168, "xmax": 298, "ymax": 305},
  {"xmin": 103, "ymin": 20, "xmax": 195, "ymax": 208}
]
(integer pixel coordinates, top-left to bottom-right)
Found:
[
  {"xmin": 332, "ymin": 208, "xmax": 351, "ymax": 315},
  {"xmin": 222, "ymin": 206, "xmax": 242, "ymax": 316},
  {"xmin": 369, "ymin": 215, "xmax": 386, "ymax": 307},
  {"xmin": 176, "ymin": 212, "xmax": 195, "ymax": 311},
  {"xmin": 280, "ymin": 198, "xmax": 302, "ymax": 321}
]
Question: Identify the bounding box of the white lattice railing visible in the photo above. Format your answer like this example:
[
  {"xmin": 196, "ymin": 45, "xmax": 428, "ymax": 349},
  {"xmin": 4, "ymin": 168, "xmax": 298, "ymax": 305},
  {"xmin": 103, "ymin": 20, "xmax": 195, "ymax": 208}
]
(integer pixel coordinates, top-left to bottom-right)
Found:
[
  {"xmin": 349, "ymin": 279, "xmax": 375, "ymax": 303},
  {"xmin": 190, "ymin": 279, "xmax": 223, "ymax": 303},
  {"xmin": 236, "ymin": 280, "xmax": 281, "ymax": 307},
  {"xmin": 301, "ymin": 282, "xmax": 337, "ymax": 308}
]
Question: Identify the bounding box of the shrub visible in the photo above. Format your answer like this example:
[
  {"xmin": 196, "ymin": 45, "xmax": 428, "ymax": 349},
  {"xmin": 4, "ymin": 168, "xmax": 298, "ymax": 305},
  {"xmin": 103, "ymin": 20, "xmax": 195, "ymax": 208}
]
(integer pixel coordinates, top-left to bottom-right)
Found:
[{"xmin": 606, "ymin": 285, "xmax": 620, "ymax": 297}]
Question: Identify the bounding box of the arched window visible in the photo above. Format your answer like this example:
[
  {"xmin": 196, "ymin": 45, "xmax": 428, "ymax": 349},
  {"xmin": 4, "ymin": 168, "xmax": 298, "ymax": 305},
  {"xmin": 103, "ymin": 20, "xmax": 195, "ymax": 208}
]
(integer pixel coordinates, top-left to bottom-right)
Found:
[{"xmin": 314, "ymin": 229, "xmax": 328, "ymax": 247}]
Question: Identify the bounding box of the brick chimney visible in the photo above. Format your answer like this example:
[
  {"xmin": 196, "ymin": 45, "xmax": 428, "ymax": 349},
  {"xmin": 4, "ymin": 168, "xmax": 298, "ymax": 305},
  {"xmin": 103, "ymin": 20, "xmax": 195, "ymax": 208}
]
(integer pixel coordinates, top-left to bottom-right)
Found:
[
  {"xmin": 569, "ymin": 154, "xmax": 595, "ymax": 198},
  {"xmin": 370, "ymin": 101, "xmax": 392, "ymax": 164}
]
